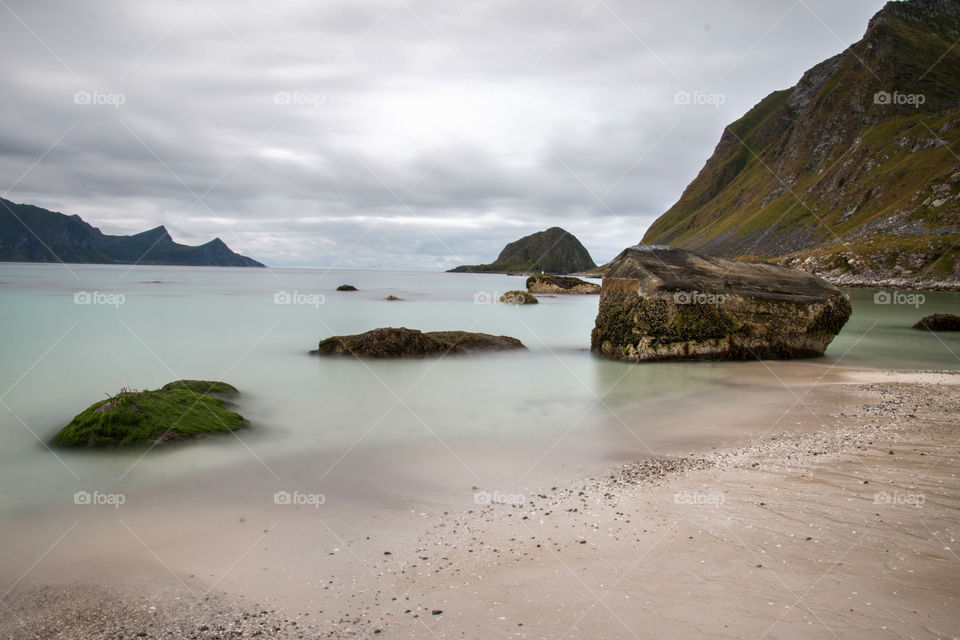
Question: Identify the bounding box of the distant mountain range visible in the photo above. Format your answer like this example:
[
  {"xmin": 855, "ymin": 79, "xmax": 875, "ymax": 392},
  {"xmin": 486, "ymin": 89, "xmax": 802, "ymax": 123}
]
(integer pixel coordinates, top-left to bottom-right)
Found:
[
  {"xmin": 642, "ymin": 0, "xmax": 959, "ymax": 286},
  {"xmin": 448, "ymin": 227, "xmax": 597, "ymax": 275},
  {"xmin": 0, "ymin": 198, "xmax": 264, "ymax": 267}
]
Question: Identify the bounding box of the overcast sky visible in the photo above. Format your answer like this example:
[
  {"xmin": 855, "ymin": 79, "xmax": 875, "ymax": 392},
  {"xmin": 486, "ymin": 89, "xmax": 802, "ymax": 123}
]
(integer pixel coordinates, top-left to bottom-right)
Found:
[{"xmin": 1, "ymin": 0, "xmax": 888, "ymax": 269}]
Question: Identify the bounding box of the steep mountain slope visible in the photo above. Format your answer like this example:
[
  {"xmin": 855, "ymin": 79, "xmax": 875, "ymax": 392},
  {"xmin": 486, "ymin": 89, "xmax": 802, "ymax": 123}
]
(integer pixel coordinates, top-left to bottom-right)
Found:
[
  {"xmin": 0, "ymin": 198, "xmax": 264, "ymax": 267},
  {"xmin": 642, "ymin": 0, "xmax": 960, "ymax": 285},
  {"xmin": 448, "ymin": 227, "xmax": 597, "ymax": 274}
]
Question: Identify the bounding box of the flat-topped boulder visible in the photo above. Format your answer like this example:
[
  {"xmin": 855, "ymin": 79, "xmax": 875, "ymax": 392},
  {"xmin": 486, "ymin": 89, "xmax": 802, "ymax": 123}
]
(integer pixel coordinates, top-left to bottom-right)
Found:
[
  {"xmin": 312, "ymin": 327, "xmax": 526, "ymax": 358},
  {"xmin": 526, "ymin": 275, "xmax": 600, "ymax": 294},
  {"xmin": 913, "ymin": 314, "xmax": 960, "ymax": 331},
  {"xmin": 52, "ymin": 380, "xmax": 245, "ymax": 447},
  {"xmin": 591, "ymin": 245, "xmax": 851, "ymax": 362}
]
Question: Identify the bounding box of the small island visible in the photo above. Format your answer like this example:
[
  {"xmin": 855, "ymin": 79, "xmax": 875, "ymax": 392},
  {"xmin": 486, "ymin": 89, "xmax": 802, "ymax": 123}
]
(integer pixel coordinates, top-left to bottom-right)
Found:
[{"xmin": 52, "ymin": 380, "xmax": 246, "ymax": 447}]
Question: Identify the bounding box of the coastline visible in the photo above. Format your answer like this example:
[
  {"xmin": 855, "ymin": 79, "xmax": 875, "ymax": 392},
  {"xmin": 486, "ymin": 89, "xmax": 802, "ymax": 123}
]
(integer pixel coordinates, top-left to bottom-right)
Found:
[{"xmin": 2, "ymin": 369, "xmax": 958, "ymax": 639}]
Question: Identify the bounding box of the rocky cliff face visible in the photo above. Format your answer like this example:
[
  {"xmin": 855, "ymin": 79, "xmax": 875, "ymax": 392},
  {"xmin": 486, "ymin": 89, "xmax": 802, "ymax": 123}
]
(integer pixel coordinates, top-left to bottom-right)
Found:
[
  {"xmin": 449, "ymin": 227, "xmax": 596, "ymax": 275},
  {"xmin": 0, "ymin": 198, "xmax": 264, "ymax": 267},
  {"xmin": 642, "ymin": 0, "xmax": 960, "ymax": 287}
]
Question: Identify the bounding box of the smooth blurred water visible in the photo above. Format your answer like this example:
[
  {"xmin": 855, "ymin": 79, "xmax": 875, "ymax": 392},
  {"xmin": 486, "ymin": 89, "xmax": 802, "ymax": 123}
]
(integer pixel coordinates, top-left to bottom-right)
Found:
[{"xmin": 0, "ymin": 263, "xmax": 957, "ymax": 513}]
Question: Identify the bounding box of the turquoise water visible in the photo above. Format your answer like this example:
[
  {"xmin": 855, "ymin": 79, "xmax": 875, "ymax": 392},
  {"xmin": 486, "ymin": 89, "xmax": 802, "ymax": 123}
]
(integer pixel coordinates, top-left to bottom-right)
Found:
[{"xmin": 0, "ymin": 263, "xmax": 957, "ymax": 512}]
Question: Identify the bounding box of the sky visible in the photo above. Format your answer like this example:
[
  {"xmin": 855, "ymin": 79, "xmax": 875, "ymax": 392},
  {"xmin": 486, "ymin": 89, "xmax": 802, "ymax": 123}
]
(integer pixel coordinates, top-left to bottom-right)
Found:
[{"xmin": 1, "ymin": 0, "xmax": 889, "ymax": 269}]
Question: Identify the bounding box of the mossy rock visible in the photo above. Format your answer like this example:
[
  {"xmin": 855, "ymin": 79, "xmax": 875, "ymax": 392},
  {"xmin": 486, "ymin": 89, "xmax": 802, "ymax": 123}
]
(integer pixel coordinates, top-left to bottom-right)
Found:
[
  {"xmin": 499, "ymin": 290, "xmax": 538, "ymax": 305},
  {"xmin": 913, "ymin": 314, "xmax": 960, "ymax": 331},
  {"xmin": 52, "ymin": 380, "xmax": 245, "ymax": 447},
  {"xmin": 312, "ymin": 327, "xmax": 525, "ymax": 358}
]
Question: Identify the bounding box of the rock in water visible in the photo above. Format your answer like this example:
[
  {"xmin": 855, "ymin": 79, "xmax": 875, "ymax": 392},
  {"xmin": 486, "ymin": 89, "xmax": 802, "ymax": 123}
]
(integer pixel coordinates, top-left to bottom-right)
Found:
[
  {"xmin": 53, "ymin": 381, "xmax": 245, "ymax": 447},
  {"xmin": 336, "ymin": 284, "xmax": 358, "ymax": 291},
  {"xmin": 526, "ymin": 275, "xmax": 600, "ymax": 294},
  {"xmin": 591, "ymin": 246, "xmax": 851, "ymax": 362},
  {"xmin": 913, "ymin": 314, "xmax": 960, "ymax": 331},
  {"xmin": 499, "ymin": 290, "xmax": 538, "ymax": 304},
  {"xmin": 312, "ymin": 327, "xmax": 526, "ymax": 358}
]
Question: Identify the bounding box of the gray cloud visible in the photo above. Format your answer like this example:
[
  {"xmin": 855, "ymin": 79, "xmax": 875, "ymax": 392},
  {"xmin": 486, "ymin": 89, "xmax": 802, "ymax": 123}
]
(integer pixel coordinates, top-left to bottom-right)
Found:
[{"xmin": 1, "ymin": 0, "xmax": 885, "ymax": 268}]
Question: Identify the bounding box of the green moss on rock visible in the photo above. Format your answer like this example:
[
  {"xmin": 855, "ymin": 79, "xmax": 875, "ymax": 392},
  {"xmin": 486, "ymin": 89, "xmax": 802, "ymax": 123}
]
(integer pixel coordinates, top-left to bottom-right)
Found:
[{"xmin": 52, "ymin": 380, "xmax": 245, "ymax": 447}]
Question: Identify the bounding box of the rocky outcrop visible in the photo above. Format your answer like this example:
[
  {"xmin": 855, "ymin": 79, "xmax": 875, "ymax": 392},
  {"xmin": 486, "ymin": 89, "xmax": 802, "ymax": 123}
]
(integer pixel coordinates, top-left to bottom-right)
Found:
[
  {"xmin": 499, "ymin": 290, "xmax": 538, "ymax": 304},
  {"xmin": 591, "ymin": 246, "xmax": 851, "ymax": 362},
  {"xmin": 311, "ymin": 328, "xmax": 526, "ymax": 358},
  {"xmin": 641, "ymin": 0, "xmax": 960, "ymax": 286},
  {"xmin": 52, "ymin": 381, "xmax": 245, "ymax": 447},
  {"xmin": 448, "ymin": 227, "xmax": 596, "ymax": 275},
  {"xmin": 0, "ymin": 198, "xmax": 264, "ymax": 267},
  {"xmin": 336, "ymin": 284, "xmax": 358, "ymax": 291},
  {"xmin": 526, "ymin": 275, "xmax": 600, "ymax": 294},
  {"xmin": 913, "ymin": 314, "xmax": 960, "ymax": 331}
]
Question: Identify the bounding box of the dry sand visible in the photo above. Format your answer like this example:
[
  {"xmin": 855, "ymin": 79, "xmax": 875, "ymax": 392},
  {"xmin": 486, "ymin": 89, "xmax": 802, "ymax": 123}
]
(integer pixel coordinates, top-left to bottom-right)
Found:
[{"xmin": 1, "ymin": 369, "xmax": 958, "ymax": 639}]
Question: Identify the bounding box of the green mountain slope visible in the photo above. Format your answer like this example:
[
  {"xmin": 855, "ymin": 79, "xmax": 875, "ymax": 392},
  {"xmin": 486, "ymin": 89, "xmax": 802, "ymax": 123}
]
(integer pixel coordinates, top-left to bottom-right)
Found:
[{"xmin": 642, "ymin": 0, "xmax": 960, "ymax": 285}]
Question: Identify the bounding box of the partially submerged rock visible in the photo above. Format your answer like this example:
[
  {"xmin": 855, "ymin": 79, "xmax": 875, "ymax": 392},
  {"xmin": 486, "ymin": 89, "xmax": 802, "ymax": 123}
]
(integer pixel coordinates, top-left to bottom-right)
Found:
[
  {"xmin": 336, "ymin": 284, "xmax": 358, "ymax": 291},
  {"xmin": 913, "ymin": 314, "xmax": 960, "ymax": 331},
  {"xmin": 311, "ymin": 327, "xmax": 525, "ymax": 358},
  {"xmin": 526, "ymin": 275, "xmax": 600, "ymax": 294},
  {"xmin": 53, "ymin": 380, "xmax": 245, "ymax": 447},
  {"xmin": 499, "ymin": 290, "xmax": 538, "ymax": 305},
  {"xmin": 591, "ymin": 245, "xmax": 851, "ymax": 362},
  {"xmin": 384, "ymin": 295, "xmax": 402, "ymax": 301}
]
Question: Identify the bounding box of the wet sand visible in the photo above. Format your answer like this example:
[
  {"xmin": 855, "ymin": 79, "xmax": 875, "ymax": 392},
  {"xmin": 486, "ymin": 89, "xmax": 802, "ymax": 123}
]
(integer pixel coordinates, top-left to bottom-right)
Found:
[{"xmin": 1, "ymin": 368, "xmax": 958, "ymax": 639}]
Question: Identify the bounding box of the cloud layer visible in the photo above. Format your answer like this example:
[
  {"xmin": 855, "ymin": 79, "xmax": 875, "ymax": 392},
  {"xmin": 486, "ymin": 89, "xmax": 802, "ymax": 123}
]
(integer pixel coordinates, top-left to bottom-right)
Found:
[{"xmin": 0, "ymin": 0, "xmax": 885, "ymax": 268}]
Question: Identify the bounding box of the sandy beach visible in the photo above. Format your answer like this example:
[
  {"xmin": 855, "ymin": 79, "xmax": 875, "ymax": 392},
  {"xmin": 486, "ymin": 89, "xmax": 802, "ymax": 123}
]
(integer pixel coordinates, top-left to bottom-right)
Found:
[{"xmin": 2, "ymin": 367, "xmax": 958, "ymax": 640}]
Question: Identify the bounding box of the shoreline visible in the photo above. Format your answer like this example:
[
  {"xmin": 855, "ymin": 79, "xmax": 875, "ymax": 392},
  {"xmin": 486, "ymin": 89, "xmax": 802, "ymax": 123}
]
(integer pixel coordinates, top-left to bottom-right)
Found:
[{"xmin": 2, "ymin": 369, "xmax": 958, "ymax": 639}]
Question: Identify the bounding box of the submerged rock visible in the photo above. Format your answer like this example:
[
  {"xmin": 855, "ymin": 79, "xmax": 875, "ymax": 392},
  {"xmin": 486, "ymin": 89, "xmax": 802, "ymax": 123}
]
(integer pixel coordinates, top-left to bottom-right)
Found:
[
  {"xmin": 53, "ymin": 380, "xmax": 245, "ymax": 447},
  {"xmin": 336, "ymin": 284, "xmax": 358, "ymax": 291},
  {"xmin": 499, "ymin": 290, "xmax": 538, "ymax": 305},
  {"xmin": 913, "ymin": 314, "xmax": 960, "ymax": 331},
  {"xmin": 384, "ymin": 295, "xmax": 402, "ymax": 301},
  {"xmin": 311, "ymin": 327, "xmax": 525, "ymax": 358},
  {"xmin": 526, "ymin": 275, "xmax": 600, "ymax": 294},
  {"xmin": 591, "ymin": 245, "xmax": 851, "ymax": 362}
]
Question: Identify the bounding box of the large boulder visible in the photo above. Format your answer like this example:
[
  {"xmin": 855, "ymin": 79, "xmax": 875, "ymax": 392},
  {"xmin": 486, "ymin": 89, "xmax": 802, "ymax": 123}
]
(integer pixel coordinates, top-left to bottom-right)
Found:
[
  {"xmin": 591, "ymin": 246, "xmax": 851, "ymax": 362},
  {"xmin": 312, "ymin": 327, "xmax": 526, "ymax": 358},
  {"xmin": 499, "ymin": 290, "xmax": 538, "ymax": 304},
  {"xmin": 526, "ymin": 275, "xmax": 600, "ymax": 294}
]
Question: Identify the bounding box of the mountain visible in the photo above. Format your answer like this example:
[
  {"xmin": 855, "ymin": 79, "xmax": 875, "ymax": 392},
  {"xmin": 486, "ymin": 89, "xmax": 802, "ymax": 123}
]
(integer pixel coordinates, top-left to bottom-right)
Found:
[
  {"xmin": 642, "ymin": 0, "xmax": 960, "ymax": 286},
  {"xmin": 448, "ymin": 227, "xmax": 597, "ymax": 274},
  {"xmin": 0, "ymin": 198, "xmax": 265, "ymax": 267}
]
